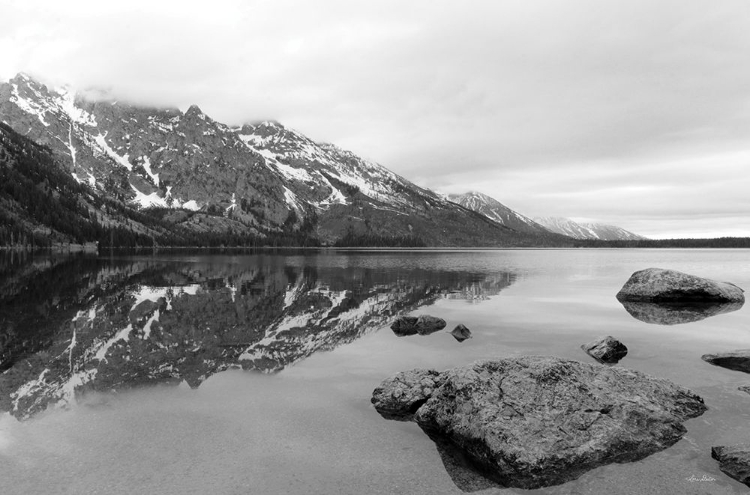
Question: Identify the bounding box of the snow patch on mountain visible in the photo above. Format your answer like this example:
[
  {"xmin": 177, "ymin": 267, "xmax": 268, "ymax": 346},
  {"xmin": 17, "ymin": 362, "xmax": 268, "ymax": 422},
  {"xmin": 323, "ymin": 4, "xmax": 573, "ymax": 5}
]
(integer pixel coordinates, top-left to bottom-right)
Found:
[
  {"xmin": 131, "ymin": 184, "xmax": 168, "ymax": 208},
  {"xmin": 141, "ymin": 156, "xmax": 160, "ymax": 186},
  {"xmin": 94, "ymin": 133, "xmax": 133, "ymax": 171}
]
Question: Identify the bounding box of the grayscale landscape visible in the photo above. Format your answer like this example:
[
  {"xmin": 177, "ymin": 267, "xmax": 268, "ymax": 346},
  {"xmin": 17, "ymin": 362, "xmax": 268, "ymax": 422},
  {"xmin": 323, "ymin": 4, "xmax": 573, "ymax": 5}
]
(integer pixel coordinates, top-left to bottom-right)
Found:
[{"xmin": 1, "ymin": 1, "xmax": 750, "ymax": 494}]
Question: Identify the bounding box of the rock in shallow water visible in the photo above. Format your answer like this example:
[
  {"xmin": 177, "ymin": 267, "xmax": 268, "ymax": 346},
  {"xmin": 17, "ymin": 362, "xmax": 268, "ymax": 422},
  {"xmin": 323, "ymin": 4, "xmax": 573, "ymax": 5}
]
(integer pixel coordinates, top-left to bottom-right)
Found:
[
  {"xmin": 450, "ymin": 324, "xmax": 472, "ymax": 342},
  {"xmin": 701, "ymin": 350, "xmax": 750, "ymax": 374},
  {"xmin": 372, "ymin": 356, "xmax": 706, "ymax": 489},
  {"xmin": 616, "ymin": 268, "xmax": 745, "ymax": 303},
  {"xmin": 712, "ymin": 445, "xmax": 750, "ymax": 487},
  {"xmin": 390, "ymin": 315, "xmax": 446, "ymax": 336},
  {"xmin": 581, "ymin": 335, "xmax": 628, "ymax": 364}
]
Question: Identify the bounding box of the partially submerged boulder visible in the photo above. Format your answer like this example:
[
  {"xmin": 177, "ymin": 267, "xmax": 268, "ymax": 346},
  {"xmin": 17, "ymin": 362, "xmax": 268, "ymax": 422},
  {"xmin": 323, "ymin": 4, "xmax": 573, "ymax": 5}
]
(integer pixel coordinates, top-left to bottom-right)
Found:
[
  {"xmin": 390, "ymin": 315, "xmax": 446, "ymax": 336},
  {"xmin": 619, "ymin": 300, "xmax": 743, "ymax": 325},
  {"xmin": 372, "ymin": 356, "xmax": 706, "ymax": 489},
  {"xmin": 702, "ymin": 350, "xmax": 750, "ymax": 374},
  {"xmin": 712, "ymin": 445, "xmax": 750, "ymax": 487},
  {"xmin": 450, "ymin": 324, "xmax": 472, "ymax": 342},
  {"xmin": 371, "ymin": 369, "xmax": 443, "ymax": 420},
  {"xmin": 581, "ymin": 335, "xmax": 627, "ymax": 364},
  {"xmin": 616, "ymin": 268, "xmax": 744, "ymax": 304}
]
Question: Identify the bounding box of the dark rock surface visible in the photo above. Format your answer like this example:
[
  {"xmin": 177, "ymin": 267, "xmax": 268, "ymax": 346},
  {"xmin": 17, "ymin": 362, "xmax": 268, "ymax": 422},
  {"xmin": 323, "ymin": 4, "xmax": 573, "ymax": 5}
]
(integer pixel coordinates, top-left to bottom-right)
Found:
[
  {"xmin": 390, "ymin": 315, "xmax": 446, "ymax": 336},
  {"xmin": 371, "ymin": 369, "xmax": 443, "ymax": 420},
  {"xmin": 450, "ymin": 324, "xmax": 472, "ymax": 342},
  {"xmin": 616, "ymin": 268, "xmax": 745, "ymax": 303},
  {"xmin": 619, "ymin": 299, "xmax": 743, "ymax": 325},
  {"xmin": 581, "ymin": 336, "xmax": 628, "ymax": 363},
  {"xmin": 739, "ymin": 385, "xmax": 750, "ymax": 395},
  {"xmin": 702, "ymin": 350, "xmax": 750, "ymax": 374},
  {"xmin": 712, "ymin": 445, "xmax": 750, "ymax": 487},
  {"xmin": 372, "ymin": 356, "xmax": 706, "ymax": 489}
]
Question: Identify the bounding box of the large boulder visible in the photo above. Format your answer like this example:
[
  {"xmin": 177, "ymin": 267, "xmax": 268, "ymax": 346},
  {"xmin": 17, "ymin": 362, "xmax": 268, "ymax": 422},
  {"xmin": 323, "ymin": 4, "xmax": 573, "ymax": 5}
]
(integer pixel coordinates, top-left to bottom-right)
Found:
[
  {"xmin": 712, "ymin": 445, "xmax": 750, "ymax": 487},
  {"xmin": 581, "ymin": 336, "xmax": 628, "ymax": 364},
  {"xmin": 702, "ymin": 350, "xmax": 750, "ymax": 374},
  {"xmin": 390, "ymin": 315, "xmax": 446, "ymax": 336},
  {"xmin": 372, "ymin": 356, "xmax": 706, "ymax": 489},
  {"xmin": 619, "ymin": 300, "xmax": 743, "ymax": 325},
  {"xmin": 616, "ymin": 268, "xmax": 744, "ymax": 303}
]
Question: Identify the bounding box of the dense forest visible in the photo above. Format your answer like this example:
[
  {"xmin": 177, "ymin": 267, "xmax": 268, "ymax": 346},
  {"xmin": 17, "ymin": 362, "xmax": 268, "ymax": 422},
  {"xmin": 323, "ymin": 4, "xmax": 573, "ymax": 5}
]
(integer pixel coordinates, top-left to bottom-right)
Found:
[
  {"xmin": 572, "ymin": 237, "xmax": 750, "ymax": 248},
  {"xmin": 333, "ymin": 230, "xmax": 426, "ymax": 247}
]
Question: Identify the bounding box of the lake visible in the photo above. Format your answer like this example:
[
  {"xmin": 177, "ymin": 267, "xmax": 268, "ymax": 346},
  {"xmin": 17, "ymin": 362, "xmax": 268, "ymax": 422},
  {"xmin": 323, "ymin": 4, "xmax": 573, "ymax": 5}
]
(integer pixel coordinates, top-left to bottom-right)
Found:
[{"xmin": 1, "ymin": 248, "xmax": 750, "ymax": 494}]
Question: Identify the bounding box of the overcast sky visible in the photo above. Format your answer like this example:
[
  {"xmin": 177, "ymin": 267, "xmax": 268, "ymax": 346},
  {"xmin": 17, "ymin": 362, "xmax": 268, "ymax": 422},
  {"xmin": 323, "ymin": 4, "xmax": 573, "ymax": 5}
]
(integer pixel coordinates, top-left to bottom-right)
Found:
[{"xmin": 2, "ymin": 0, "xmax": 749, "ymax": 238}]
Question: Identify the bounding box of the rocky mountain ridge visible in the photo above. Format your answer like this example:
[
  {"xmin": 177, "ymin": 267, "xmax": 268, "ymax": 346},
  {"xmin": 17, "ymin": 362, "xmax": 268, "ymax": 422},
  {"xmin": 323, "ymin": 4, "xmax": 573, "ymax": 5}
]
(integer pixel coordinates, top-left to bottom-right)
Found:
[
  {"xmin": 534, "ymin": 216, "xmax": 647, "ymax": 241},
  {"xmin": 447, "ymin": 190, "xmax": 645, "ymax": 241},
  {"xmin": 0, "ymin": 73, "xmax": 567, "ymax": 247},
  {"xmin": 446, "ymin": 191, "xmax": 551, "ymax": 236}
]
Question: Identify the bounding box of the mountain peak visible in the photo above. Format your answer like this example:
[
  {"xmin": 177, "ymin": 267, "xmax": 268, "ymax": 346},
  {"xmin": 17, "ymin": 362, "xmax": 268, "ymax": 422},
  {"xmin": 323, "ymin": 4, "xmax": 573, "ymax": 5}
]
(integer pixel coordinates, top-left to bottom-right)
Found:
[
  {"xmin": 184, "ymin": 104, "xmax": 205, "ymax": 117},
  {"xmin": 448, "ymin": 191, "xmax": 551, "ymax": 235},
  {"xmin": 11, "ymin": 72, "xmax": 31, "ymax": 82}
]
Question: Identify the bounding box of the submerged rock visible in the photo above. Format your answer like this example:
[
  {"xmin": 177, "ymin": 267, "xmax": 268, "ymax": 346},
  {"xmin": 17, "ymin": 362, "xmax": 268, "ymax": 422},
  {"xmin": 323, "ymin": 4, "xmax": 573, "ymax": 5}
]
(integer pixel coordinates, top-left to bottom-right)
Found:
[
  {"xmin": 712, "ymin": 445, "xmax": 750, "ymax": 487},
  {"xmin": 390, "ymin": 315, "xmax": 446, "ymax": 336},
  {"xmin": 619, "ymin": 299, "xmax": 743, "ymax": 325},
  {"xmin": 581, "ymin": 336, "xmax": 628, "ymax": 364},
  {"xmin": 373, "ymin": 356, "xmax": 706, "ymax": 489},
  {"xmin": 450, "ymin": 324, "xmax": 472, "ymax": 342},
  {"xmin": 616, "ymin": 268, "xmax": 745, "ymax": 304},
  {"xmin": 702, "ymin": 350, "xmax": 750, "ymax": 374}
]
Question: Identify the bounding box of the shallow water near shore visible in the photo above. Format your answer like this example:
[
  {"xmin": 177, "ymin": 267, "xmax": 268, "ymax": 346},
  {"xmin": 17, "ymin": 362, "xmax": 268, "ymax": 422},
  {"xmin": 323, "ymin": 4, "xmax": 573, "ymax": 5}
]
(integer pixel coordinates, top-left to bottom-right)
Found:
[{"xmin": 2, "ymin": 248, "xmax": 750, "ymax": 494}]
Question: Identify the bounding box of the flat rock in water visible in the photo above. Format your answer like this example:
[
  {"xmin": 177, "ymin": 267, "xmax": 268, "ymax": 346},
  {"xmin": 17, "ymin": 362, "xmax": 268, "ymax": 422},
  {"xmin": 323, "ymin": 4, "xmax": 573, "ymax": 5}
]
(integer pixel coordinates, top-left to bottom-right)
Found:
[
  {"xmin": 372, "ymin": 356, "xmax": 706, "ymax": 489},
  {"xmin": 712, "ymin": 445, "xmax": 750, "ymax": 487},
  {"xmin": 702, "ymin": 350, "xmax": 750, "ymax": 374},
  {"xmin": 616, "ymin": 268, "xmax": 744, "ymax": 304},
  {"xmin": 581, "ymin": 336, "xmax": 627, "ymax": 364},
  {"xmin": 450, "ymin": 324, "xmax": 472, "ymax": 342},
  {"xmin": 619, "ymin": 299, "xmax": 743, "ymax": 325},
  {"xmin": 390, "ymin": 315, "xmax": 446, "ymax": 336}
]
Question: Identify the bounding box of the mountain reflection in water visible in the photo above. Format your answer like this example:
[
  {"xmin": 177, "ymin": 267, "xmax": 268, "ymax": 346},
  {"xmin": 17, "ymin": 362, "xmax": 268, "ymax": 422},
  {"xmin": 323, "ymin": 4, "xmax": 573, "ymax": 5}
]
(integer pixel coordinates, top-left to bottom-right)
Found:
[{"xmin": 0, "ymin": 253, "xmax": 516, "ymax": 420}]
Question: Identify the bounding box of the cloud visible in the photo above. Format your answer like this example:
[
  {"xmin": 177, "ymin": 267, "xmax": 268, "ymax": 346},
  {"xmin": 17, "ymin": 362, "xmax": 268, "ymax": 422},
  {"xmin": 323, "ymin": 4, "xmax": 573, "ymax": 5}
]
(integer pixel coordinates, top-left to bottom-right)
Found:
[{"xmin": 2, "ymin": 0, "xmax": 749, "ymax": 238}]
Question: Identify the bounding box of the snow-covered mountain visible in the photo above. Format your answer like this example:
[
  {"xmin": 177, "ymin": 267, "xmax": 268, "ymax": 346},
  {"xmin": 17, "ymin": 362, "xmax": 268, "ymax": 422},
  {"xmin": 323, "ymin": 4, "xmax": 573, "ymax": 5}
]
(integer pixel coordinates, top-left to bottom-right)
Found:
[
  {"xmin": 446, "ymin": 190, "xmax": 646, "ymax": 241},
  {"xmin": 0, "ymin": 73, "xmax": 558, "ymax": 247},
  {"xmin": 534, "ymin": 216, "xmax": 647, "ymax": 241},
  {"xmin": 446, "ymin": 191, "xmax": 551, "ymax": 236}
]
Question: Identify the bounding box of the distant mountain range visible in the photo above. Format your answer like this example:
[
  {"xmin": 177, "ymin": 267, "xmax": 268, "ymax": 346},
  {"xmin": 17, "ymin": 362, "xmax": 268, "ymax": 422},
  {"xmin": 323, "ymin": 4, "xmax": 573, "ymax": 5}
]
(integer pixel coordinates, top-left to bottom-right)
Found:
[
  {"xmin": 447, "ymin": 192, "xmax": 646, "ymax": 241},
  {"xmin": 0, "ymin": 73, "xmax": 643, "ymax": 247},
  {"xmin": 0, "ymin": 73, "xmax": 576, "ymax": 248},
  {"xmin": 446, "ymin": 191, "xmax": 550, "ymax": 236},
  {"xmin": 533, "ymin": 216, "xmax": 647, "ymax": 241}
]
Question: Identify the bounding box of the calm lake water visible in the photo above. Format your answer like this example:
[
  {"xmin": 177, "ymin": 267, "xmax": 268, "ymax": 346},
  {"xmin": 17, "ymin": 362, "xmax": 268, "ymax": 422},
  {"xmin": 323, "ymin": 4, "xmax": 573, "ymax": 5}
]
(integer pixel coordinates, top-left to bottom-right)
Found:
[{"xmin": 1, "ymin": 249, "xmax": 750, "ymax": 494}]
